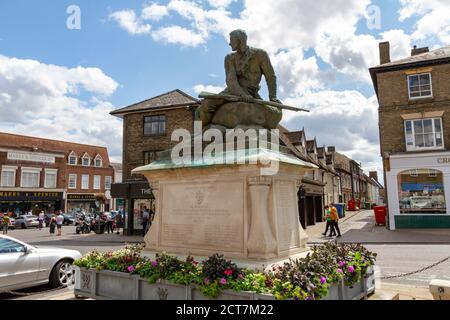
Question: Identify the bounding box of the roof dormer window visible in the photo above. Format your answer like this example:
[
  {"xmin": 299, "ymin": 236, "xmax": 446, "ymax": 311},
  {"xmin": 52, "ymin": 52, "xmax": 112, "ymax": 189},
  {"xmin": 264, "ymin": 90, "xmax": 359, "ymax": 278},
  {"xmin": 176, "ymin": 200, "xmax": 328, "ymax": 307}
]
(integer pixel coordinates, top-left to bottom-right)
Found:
[
  {"xmin": 82, "ymin": 153, "xmax": 91, "ymax": 167},
  {"xmin": 68, "ymin": 151, "xmax": 77, "ymax": 166},
  {"xmin": 94, "ymin": 154, "xmax": 103, "ymax": 168}
]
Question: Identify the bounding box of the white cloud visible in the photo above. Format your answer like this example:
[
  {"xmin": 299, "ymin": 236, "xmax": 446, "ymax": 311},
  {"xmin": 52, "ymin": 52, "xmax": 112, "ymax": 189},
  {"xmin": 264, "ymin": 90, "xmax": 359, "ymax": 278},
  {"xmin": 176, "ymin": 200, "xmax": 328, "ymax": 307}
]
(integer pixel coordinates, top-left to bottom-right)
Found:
[
  {"xmin": 109, "ymin": 10, "xmax": 151, "ymax": 35},
  {"xmin": 399, "ymin": 0, "xmax": 450, "ymax": 44},
  {"xmin": 207, "ymin": 0, "xmax": 236, "ymax": 8},
  {"xmin": 0, "ymin": 54, "xmax": 123, "ymax": 161},
  {"xmin": 283, "ymin": 90, "xmax": 381, "ymax": 173},
  {"xmin": 142, "ymin": 3, "xmax": 169, "ymax": 21},
  {"xmin": 193, "ymin": 84, "xmax": 225, "ymax": 94},
  {"xmin": 152, "ymin": 25, "xmax": 205, "ymax": 47}
]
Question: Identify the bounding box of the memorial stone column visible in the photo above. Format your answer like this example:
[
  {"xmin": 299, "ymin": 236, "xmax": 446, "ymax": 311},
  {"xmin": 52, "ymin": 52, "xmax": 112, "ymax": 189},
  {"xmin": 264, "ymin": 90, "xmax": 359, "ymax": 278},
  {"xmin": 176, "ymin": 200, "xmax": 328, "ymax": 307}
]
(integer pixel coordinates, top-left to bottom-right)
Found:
[
  {"xmin": 247, "ymin": 176, "xmax": 277, "ymax": 259},
  {"xmin": 145, "ymin": 180, "xmax": 160, "ymax": 249}
]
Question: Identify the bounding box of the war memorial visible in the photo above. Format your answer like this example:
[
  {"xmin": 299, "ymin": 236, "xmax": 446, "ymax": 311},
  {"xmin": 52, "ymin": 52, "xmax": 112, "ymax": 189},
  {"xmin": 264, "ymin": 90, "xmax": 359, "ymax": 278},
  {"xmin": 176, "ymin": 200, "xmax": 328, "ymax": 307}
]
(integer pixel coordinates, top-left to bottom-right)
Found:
[{"xmin": 132, "ymin": 29, "xmax": 316, "ymax": 269}]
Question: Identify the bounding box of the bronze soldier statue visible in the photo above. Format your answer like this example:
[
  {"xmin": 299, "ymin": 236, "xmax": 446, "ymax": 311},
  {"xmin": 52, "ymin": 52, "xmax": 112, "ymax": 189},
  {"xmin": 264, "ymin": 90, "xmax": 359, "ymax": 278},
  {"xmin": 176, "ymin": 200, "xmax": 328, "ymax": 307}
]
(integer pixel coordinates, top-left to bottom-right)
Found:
[{"xmin": 196, "ymin": 29, "xmax": 284, "ymax": 130}]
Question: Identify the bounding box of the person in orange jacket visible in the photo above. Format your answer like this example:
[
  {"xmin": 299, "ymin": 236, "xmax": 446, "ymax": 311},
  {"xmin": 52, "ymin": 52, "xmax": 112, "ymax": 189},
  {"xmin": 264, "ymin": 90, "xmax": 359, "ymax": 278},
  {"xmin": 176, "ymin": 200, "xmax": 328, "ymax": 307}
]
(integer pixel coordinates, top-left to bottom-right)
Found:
[{"xmin": 329, "ymin": 204, "xmax": 342, "ymax": 237}]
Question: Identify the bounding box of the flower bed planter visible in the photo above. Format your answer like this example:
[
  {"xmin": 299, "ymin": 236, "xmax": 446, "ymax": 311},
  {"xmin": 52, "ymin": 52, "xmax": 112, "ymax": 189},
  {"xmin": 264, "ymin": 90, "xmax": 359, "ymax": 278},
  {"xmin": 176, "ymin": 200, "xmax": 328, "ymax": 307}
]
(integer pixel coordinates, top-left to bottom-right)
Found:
[
  {"xmin": 342, "ymin": 279, "xmax": 365, "ymax": 300},
  {"xmin": 74, "ymin": 267, "xmax": 374, "ymax": 300},
  {"xmin": 320, "ymin": 283, "xmax": 341, "ymax": 300},
  {"xmin": 364, "ymin": 266, "xmax": 376, "ymax": 295}
]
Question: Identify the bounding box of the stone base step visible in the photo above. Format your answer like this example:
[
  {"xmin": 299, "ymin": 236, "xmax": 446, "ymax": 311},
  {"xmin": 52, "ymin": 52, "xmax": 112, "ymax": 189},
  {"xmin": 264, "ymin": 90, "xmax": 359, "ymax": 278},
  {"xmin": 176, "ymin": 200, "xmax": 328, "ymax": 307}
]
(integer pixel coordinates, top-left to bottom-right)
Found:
[{"xmin": 368, "ymin": 290, "xmax": 400, "ymax": 300}]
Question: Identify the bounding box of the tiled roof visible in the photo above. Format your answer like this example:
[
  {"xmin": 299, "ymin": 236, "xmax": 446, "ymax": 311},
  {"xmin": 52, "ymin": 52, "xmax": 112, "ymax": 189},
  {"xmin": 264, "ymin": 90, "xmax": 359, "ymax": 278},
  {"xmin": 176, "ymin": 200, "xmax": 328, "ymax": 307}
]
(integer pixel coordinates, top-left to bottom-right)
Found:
[
  {"xmin": 277, "ymin": 125, "xmax": 310, "ymax": 162},
  {"xmin": 306, "ymin": 140, "xmax": 316, "ymax": 153},
  {"xmin": 110, "ymin": 163, "xmax": 123, "ymax": 171},
  {"xmin": 0, "ymin": 132, "xmax": 110, "ymax": 166},
  {"xmin": 111, "ymin": 89, "xmax": 199, "ymax": 117},
  {"xmin": 317, "ymin": 147, "xmax": 325, "ymax": 158},
  {"xmin": 374, "ymin": 45, "xmax": 450, "ymax": 69},
  {"xmin": 284, "ymin": 131, "xmax": 304, "ymax": 145}
]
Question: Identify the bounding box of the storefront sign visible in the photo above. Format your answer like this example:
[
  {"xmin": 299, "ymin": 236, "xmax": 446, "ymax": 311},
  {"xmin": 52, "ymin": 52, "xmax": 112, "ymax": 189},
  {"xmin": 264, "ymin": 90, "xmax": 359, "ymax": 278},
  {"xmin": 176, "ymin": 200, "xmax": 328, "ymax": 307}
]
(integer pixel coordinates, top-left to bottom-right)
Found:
[
  {"xmin": 0, "ymin": 191, "xmax": 63, "ymax": 201},
  {"xmin": 67, "ymin": 194, "xmax": 96, "ymax": 201},
  {"xmin": 7, "ymin": 151, "xmax": 55, "ymax": 164},
  {"xmin": 111, "ymin": 182, "xmax": 154, "ymax": 199},
  {"xmin": 437, "ymin": 158, "xmax": 450, "ymax": 164}
]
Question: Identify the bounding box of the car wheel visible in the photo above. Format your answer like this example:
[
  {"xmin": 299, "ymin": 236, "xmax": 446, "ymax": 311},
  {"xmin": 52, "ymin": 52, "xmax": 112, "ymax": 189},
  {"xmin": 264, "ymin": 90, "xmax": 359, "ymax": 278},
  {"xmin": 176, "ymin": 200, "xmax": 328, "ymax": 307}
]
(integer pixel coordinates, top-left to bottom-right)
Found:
[
  {"xmin": 21, "ymin": 223, "xmax": 26, "ymax": 229},
  {"xmin": 49, "ymin": 260, "xmax": 75, "ymax": 288}
]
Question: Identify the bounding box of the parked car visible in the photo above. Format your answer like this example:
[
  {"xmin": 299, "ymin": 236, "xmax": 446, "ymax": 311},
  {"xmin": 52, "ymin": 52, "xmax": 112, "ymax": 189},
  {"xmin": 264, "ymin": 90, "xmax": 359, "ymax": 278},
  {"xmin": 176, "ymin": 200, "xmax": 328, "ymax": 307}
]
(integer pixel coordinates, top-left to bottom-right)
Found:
[
  {"xmin": 15, "ymin": 215, "xmax": 39, "ymax": 229},
  {"xmin": 8, "ymin": 218, "xmax": 16, "ymax": 230},
  {"xmin": 62, "ymin": 213, "xmax": 76, "ymax": 225},
  {"xmin": 0, "ymin": 235, "xmax": 82, "ymax": 293}
]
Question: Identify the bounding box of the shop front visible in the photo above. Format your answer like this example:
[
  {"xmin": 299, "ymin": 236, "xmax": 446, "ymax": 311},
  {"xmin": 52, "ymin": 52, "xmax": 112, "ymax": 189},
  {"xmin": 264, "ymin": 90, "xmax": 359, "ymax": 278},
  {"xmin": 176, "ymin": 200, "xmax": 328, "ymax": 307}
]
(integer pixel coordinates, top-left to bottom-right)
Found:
[
  {"xmin": 111, "ymin": 181, "xmax": 154, "ymax": 236},
  {"xmin": 297, "ymin": 179, "xmax": 325, "ymax": 229},
  {"xmin": 0, "ymin": 190, "xmax": 64, "ymax": 215},
  {"xmin": 66, "ymin": 194, "xmax": 98, "ymax": 213},
  {"xmin": 386, "ymin": 152, "xmax": 450, "ymax": 229}
]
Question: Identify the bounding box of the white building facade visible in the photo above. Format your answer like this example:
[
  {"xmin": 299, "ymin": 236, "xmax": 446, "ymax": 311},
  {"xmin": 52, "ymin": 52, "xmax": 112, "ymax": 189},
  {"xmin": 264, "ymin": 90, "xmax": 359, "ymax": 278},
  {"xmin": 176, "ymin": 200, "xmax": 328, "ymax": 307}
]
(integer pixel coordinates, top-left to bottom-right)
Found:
[{"xmin": 386, "ymin": 152, "xmax": 450, "ymax": 230}]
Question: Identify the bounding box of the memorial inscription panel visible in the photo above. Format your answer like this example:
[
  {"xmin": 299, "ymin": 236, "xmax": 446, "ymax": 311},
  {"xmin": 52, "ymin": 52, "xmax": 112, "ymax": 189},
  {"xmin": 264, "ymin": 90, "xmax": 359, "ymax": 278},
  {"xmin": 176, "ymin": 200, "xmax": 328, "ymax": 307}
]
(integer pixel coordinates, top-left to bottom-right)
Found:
[
  {"xmin": 276, "ymin": 181, "xmax": 299, "ymax": 251},
  {"xmin": 161, "ymin": 181, "xmax": 245, "ymax": 253}
]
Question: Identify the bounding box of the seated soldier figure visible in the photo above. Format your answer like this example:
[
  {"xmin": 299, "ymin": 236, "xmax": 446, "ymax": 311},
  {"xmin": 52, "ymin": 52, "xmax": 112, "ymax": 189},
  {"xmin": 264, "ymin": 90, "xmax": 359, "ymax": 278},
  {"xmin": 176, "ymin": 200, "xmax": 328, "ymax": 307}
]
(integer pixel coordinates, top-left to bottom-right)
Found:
[{"xmin": 197, "ymin": 29, "xmax": 282, "ymax": 129}]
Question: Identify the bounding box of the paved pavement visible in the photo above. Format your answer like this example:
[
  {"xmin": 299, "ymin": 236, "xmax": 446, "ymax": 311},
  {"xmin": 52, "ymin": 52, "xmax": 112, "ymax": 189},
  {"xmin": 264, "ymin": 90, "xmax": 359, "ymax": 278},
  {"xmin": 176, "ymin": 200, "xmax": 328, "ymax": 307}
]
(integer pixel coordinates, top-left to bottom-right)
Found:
[
  {"xmin": 306, "ymin": 209, "xmax": 450, "ymax": 244},
  {"xmin": 4, "ymin": 213, "xmax": 450, "ymax": 300}
]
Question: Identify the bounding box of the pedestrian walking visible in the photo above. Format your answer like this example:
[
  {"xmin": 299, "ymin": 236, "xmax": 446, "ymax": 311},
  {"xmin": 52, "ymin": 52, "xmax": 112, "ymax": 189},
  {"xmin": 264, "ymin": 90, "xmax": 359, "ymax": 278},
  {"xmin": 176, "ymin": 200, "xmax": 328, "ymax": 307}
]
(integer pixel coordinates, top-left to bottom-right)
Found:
[
  {"xmin": 115, "ymin": 213, "xmax": 122, "ymax": 235},
  {"xmin": 2, "ymin": 214, "xmax": 10, "ymax": 235},
  {"xmin": 322, "ymin": 205, "xmax": 331, "ymax": 236},
  {"xmin": 142, "ymin": 208, "xmax": 150, "ymax": 237},
  {"xmin": 56, "ymin": 213, "xmax": 64, "ymax": 236},
  {"xmin": 49, "ymin": 216, "xmax": 56, "ymax": 235},
  {"xmin": 38, "ymin": 211, "xmax": 45, "ymax": 230},
  {"xmin": 106, "ymin": 213, "xmax": 114, "ymax": 234},
  {"xmin": 328, "ymin": 204, "xmax": 342, "ymax": 237}
]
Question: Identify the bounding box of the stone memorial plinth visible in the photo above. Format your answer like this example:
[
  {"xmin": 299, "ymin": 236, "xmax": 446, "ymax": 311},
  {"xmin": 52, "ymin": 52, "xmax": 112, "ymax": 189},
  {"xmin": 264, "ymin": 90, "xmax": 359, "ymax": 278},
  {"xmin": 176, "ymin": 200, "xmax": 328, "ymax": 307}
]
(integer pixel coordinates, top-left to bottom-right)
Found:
[{"xmin": 132, "ymin": 148, "xmax": 317, "ymax": 270}]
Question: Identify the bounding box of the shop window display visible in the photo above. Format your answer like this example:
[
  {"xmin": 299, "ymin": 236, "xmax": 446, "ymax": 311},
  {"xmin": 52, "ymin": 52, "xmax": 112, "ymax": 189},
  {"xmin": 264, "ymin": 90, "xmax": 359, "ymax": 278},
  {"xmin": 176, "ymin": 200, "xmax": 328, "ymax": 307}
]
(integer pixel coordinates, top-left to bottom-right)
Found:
[{"xmin": 398, "ymin": 168, "xmax": 446, "ymax": 214}]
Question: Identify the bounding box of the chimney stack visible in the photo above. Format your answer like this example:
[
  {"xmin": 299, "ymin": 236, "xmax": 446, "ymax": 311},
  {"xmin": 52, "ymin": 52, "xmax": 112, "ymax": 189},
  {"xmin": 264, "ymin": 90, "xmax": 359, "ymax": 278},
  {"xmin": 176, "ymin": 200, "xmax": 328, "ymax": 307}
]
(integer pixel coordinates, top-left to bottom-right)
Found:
[
  {"xmin": 369, "ymin": 171, "xmax": 378, "ymax": 182},
  {"xmin": 411, "ymin": 45, "xmax": 429, "ymax": 56},
  {"xmin": 379, "ymin": 42, "xmax": 391, "ymax": 65}
]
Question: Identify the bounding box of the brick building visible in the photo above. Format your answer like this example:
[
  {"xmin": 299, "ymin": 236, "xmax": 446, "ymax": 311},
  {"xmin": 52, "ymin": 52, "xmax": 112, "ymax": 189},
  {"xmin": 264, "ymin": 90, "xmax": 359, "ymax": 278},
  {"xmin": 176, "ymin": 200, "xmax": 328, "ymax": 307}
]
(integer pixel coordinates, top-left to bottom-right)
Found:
[
  {"xmin": 110, "ymin": 89, "xmax": 200, "ymax": 235},
  {"xmin": 370, "ymin": 43, "xmax": 450, "ymax": 229},
  {"xmin": 0, "ymin": 132, "xmax": 114, "ymax": 215}
]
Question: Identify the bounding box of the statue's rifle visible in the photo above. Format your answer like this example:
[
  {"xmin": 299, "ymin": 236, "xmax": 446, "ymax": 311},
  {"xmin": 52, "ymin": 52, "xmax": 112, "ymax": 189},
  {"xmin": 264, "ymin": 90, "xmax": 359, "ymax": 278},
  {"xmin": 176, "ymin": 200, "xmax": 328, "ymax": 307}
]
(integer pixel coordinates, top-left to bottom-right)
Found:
[{"xmin": 198, "ymin": 92, "xmax": 310, "ymax": 113}]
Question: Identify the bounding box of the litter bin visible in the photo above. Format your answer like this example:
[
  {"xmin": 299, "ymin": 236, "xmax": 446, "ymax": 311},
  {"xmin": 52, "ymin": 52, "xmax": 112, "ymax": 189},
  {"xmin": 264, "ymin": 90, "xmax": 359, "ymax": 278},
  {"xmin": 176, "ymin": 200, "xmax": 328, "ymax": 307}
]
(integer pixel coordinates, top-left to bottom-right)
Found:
[
  {"xmin": 373, "ymin": 206, "xmax": 387, "ymax": 226},
  {"xmin": 334, "ymin": 203, "xmax": 345, "ymax": 218}
]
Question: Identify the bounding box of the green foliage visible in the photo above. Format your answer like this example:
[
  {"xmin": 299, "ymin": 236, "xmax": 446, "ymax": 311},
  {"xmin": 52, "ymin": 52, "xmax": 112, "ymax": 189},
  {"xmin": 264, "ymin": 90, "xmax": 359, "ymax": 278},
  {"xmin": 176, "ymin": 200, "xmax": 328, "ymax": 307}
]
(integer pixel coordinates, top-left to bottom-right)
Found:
[{"xmin": 74, "ymin": 242, "xmax": 377, "ymax": 300}]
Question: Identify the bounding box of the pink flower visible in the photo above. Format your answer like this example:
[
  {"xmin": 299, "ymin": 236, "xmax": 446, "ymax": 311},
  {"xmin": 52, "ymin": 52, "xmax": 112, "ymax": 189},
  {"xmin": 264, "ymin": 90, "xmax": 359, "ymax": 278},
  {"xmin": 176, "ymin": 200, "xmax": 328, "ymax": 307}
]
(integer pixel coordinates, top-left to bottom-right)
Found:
[
  {"xmin": 336, "ymin": 268, "xmax": 343, "ymax": 274},
  {"xmin": 348, "ymin": 266, "xmax": 355, "ymax": 273},
  {"xmin": 151, "ymin": 261, "xmax": 158, "ymax": 267},
  {"xmin": 224, "ymin": 268, "xmax": 233, "ymax": 276},
  {"xmin": 220, "ymin": 278, "xmax": 227, "ymax": 285},
  {"xmin": 338, "ymin": 261, "xmax": 345, "ymax": 267},
  {"xmin": 320, "ymin": 276, "xmax": 327, "ymax": 284},
  {"xmin": 204, "ymin": 278, "xmax": 210, "ymax": 284},
  {"xmin": 238, "ymin": 274, "xmax": 244, "ymax": 280},
  {"xmin": 127, "ymin": 266, "xmax": 135, "ymax": 273}
]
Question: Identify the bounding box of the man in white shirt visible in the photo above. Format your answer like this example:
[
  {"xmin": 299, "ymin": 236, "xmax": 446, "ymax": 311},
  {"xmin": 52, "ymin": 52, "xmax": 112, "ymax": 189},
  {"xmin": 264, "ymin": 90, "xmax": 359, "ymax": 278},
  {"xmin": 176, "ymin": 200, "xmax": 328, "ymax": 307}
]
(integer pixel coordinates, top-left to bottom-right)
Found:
[
  {"xmin": 38, "ymin": 211, "xmax": 45, "ymax": 230},
  {"xmin": 56, "ymin": 212, "xmax": 64, "ymax": 236}
]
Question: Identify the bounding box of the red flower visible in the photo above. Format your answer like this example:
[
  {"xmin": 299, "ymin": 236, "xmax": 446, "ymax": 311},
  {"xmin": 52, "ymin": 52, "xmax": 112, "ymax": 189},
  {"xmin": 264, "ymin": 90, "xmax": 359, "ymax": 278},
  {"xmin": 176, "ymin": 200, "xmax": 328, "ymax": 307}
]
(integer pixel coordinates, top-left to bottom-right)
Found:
[{"xmin": 224, "ymin": 268, "xmax": 233, "ymax": 276}]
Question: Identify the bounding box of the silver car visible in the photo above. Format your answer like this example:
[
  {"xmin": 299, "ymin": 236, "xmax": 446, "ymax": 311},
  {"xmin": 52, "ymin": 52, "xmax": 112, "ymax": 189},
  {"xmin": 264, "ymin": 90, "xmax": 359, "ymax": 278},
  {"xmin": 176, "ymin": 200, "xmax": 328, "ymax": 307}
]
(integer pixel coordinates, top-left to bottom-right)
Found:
[
  {"xmin": 0, "ymin": 235, "xmax": 82, "ymax": 293},
  {"xmin": 15, "ymin": 215, "xmax": 39, "ymax": 229}
]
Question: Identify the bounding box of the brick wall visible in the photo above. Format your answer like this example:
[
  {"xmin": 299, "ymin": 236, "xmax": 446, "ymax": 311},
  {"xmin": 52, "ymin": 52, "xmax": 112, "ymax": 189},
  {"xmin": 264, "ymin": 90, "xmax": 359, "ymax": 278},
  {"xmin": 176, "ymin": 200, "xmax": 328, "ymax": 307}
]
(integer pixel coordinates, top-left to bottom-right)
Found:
[
  {"xmin": 377, "ymin": 63, "xmax": 450, "ymax": 155},
  {"xmin": 123, "ymin": 107, "xmax": 196, "ymax": 180},
  {"xmin": 0, "ymin": 150, "xmax": 66, "ymax": 189}
]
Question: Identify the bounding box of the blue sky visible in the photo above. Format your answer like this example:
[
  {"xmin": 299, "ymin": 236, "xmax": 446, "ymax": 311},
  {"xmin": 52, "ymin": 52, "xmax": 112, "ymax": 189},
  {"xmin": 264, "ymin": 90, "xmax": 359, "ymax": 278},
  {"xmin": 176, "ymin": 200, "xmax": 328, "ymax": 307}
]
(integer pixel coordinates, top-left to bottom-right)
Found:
[{"xmin": 1, "ymin": 0, "xmax": 449, "ymax": 178}]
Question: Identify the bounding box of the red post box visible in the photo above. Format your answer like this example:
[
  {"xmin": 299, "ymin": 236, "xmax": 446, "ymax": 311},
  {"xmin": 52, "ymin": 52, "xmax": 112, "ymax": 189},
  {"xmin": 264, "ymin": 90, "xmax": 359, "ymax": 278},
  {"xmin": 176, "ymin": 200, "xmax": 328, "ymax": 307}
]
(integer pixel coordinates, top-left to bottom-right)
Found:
[
  {"xmin": 373, "ymin": 206, "xmax": 387, "ymax": 226},
  {"xmin": 348, "ymin": 199, "xmax": 356, "ymax": 211}
]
